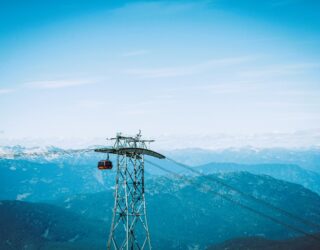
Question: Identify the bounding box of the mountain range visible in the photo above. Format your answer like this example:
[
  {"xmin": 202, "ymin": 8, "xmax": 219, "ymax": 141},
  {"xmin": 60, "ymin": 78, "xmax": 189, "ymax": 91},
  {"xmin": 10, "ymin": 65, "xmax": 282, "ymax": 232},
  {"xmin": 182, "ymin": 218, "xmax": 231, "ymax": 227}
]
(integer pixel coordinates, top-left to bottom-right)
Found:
[
  {"xmin": 208, "ymin": 234, "xmax": 320, "ymax": 250},
  {"xmin": 164, "ymin": 147, "xmax": 320, "ymax": 172},
  {"xmin": 1, "ymin": 146, "xmax": 320, "ymax": 249},
  {"xmin": 0, "ymin": 200, "xmax": 106, "ymax": 250},
  {"xmin": 50, "ymin": 172, "xmax": 320, "ymax": 249},
  {"xmin": 191, "ymin": 162, "xmax": 320, "ymax": 195}
]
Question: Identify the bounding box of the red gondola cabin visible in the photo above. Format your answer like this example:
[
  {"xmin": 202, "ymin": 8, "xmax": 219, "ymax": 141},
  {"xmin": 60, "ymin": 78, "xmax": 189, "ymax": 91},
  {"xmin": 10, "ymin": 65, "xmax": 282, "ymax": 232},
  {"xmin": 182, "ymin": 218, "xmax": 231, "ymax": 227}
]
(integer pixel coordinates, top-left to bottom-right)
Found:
[{"xmin": 98, "ymin": 160, "xmax": 113, "ymax": 170}]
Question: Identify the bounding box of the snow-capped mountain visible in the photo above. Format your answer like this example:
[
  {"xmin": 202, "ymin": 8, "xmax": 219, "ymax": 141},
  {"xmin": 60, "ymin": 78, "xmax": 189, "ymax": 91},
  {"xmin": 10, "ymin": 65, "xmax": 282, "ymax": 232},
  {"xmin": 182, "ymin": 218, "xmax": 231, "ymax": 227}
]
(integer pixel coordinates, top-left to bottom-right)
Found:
[
  {"xmin": 164, "ymin": 146, "xmax": 320, "ymax": 172},
  {"xmin": 1, "ymin": 145, "xmax": 320, "ymax": 201}
]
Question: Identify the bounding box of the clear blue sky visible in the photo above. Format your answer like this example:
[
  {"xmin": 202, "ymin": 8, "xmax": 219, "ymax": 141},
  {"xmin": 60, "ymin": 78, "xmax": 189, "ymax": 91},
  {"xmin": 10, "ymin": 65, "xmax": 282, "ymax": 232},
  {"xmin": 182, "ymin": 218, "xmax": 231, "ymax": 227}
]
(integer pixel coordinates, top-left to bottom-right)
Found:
[{"xmin": 0, "ymin": 0, "xmax": 319, "ymax": 145}]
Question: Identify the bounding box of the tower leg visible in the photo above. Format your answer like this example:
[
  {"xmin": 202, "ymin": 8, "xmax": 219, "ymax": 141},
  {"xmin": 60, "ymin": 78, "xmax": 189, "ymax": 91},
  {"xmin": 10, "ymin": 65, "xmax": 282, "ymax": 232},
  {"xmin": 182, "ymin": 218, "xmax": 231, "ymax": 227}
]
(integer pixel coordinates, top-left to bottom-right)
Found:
[{"xmin": 107, "ymin": 153, "xmax": 151, "ymax": 250}]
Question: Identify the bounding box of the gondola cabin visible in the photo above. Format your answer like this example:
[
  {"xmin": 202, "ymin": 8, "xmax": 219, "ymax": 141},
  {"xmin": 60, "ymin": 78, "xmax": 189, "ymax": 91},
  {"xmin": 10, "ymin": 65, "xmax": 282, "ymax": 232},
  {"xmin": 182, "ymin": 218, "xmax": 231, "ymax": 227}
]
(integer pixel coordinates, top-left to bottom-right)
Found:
[{"xmin": 98, "ymin": 160, "xmax": 113, "ymax": 170}]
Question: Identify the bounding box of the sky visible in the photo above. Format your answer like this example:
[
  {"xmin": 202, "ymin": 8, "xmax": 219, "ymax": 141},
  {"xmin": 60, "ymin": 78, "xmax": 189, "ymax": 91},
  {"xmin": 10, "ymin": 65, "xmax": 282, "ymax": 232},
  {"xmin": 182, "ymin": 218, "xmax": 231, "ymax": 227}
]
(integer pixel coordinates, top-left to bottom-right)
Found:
[{"xmin": 0, "ymin": 0, "xmax": 320, "ymax": 148}]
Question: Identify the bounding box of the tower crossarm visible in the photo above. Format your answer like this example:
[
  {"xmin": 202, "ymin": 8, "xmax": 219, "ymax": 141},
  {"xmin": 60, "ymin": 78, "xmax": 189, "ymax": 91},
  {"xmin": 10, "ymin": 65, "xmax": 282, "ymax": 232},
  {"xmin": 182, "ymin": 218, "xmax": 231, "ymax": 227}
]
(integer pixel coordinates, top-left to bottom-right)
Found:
[{"xmin": 94, "ymin": 147, "xmax": 165, "ymax": 159}]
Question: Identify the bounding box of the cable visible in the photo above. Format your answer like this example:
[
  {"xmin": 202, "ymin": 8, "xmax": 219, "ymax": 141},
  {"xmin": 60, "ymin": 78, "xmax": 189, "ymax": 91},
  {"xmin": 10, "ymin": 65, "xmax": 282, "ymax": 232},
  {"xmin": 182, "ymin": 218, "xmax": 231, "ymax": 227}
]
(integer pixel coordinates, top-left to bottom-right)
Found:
[
  {"xmin": 145, "ymin": 159, "xmax": 320, "ymax": 243},
  {"xmin": 2, "ymin": 147, "xmax": 320, "ymax": 242},
  {"xmin": 165, "ymin": 157, "xmax": 320, "ymax": 231}
]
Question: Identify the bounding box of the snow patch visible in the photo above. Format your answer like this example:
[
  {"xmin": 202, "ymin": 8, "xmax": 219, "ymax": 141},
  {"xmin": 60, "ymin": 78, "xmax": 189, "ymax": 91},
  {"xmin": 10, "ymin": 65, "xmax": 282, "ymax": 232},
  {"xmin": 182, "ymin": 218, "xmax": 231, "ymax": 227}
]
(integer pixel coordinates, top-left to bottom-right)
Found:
[
  {"xmin": 40, "ymin": 178, "xmax": 53, "ymax": 184},
  {"xmin": 64, "ymin": 198, "xmax": 71, "ymax": 203},
  {"xmin": 81, "ymin": 209, "xmax": 88, "ymax": 214},
  {"xmin": 29, "ymin": 178, "xmax": 38, "ymax": 184},
  {"xmin": 68, "ymin": 234, "xmax": 79, "ymax": 242},
  {"xmin": 42, "ymin": 228, "xmax": 50, "ymax": 239},
  {"xmin": 16, "ymin": 193, "xmax": 31, "ymax": 201}
]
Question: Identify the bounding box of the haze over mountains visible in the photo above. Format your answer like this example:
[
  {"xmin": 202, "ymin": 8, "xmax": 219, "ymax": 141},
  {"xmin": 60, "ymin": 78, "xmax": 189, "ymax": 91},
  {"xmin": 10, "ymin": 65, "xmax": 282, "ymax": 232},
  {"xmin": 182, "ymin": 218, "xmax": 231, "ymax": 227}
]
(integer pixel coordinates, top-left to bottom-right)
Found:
[
  {"xmin": 1, "ymin": 129, "xmax": 320, "ymax": 150},
  {"xmin": 1, "ymin": 146, "xmax": 320, "ymax": 249}
]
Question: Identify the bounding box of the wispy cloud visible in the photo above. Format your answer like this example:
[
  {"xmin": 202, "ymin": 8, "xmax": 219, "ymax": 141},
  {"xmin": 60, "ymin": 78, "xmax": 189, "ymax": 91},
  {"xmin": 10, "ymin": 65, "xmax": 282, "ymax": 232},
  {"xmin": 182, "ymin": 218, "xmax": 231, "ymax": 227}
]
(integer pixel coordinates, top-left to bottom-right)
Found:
[
  {"xmin": 187, "ymin": 81, "xmax": 261, "ymax": 94},
  {"xmin": 113, "ymin": 1, "xmax": 210, "ymax": 16},
  {"xmin": 121, "ymin": 49, "xmax": 149, "ymax": 57},
  {"xmin": 240, "ymin": 63, "xmax": 320, "ymax": 78},
  {"xmin": 126, "ymin": 56, "xmax": 255, "ymax": 78},
  {"xmin": 270, "ymin": 0, "xmax": 298, "ymax": 7},
  {"xmin": 77, "ymin": 100, "xmax": 106, "ymax": 108},
  {"xmin": 155, "ymin": 129, "xmax": 320, "ymax": 150},
  {"xmin": 25, "ymin": 79, "xmax": 98, "ymax": 89},
  {"xmin": 0, "ymin": 88, "xmax": 14, "ymax": 95}
]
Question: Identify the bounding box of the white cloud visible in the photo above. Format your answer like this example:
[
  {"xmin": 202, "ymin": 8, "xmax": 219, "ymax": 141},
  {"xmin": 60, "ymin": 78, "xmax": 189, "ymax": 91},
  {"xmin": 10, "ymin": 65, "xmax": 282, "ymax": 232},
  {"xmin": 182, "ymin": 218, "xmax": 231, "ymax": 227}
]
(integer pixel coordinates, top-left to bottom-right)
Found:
[
  {"xmin": 121, "ymin": 49, "xmax": 149, "ymax": 57},
  {"xmin": 77, "ymin": 100, "xmax": 106, "ymax": 108},
  {"xmin": 0, "ymin": 88, "xmax": 14, "ymax": 95},
  {"xmin": 126, "ymin": 56, "xmax": 255, "ymax": 78},
  {"xmin": 154, "ymin": 129, "xmax": 320, "ymax": 150},
  {"xmin": 25, "ymin": 79, "xmax": 97, "ymax": 89}
]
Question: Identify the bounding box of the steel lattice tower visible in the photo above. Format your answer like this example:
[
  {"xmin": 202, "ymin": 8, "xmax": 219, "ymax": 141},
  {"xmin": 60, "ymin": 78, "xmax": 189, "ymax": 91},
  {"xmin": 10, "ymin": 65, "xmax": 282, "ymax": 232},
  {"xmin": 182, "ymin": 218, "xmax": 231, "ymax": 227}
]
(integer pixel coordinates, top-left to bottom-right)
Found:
[{"xmin": 95, "ymin": 132, "xmax": 165, "ymax": 250}]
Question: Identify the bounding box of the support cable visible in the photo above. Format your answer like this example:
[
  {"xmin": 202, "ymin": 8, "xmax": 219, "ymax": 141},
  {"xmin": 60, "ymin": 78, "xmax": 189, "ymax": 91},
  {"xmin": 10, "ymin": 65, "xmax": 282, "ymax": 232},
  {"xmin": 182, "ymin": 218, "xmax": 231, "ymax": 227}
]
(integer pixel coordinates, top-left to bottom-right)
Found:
[
  {"xmin": 165, "ymin": 157, "xmax": 320, "ymax": 231},
  {"xmin": 145, "ymin": 159, "xmax": 320, "ymax": 243}
]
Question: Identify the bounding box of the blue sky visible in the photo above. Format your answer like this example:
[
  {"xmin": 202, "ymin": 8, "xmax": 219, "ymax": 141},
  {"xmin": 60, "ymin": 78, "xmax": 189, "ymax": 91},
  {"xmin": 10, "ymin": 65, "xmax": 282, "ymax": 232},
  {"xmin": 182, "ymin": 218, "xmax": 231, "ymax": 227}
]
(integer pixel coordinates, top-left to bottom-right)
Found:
[{"xmin": 0, "ymin": 0, "xmax": 319, "ymax": 147}]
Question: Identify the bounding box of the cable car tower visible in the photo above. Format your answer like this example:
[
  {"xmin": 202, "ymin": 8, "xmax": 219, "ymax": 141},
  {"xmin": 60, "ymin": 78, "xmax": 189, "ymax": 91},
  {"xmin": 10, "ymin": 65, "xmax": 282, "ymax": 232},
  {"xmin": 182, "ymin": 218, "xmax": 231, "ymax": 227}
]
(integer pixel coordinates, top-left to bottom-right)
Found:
[{"xmin": 95, "ymin": 132, "xmax": 165, "ymax": 250}]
